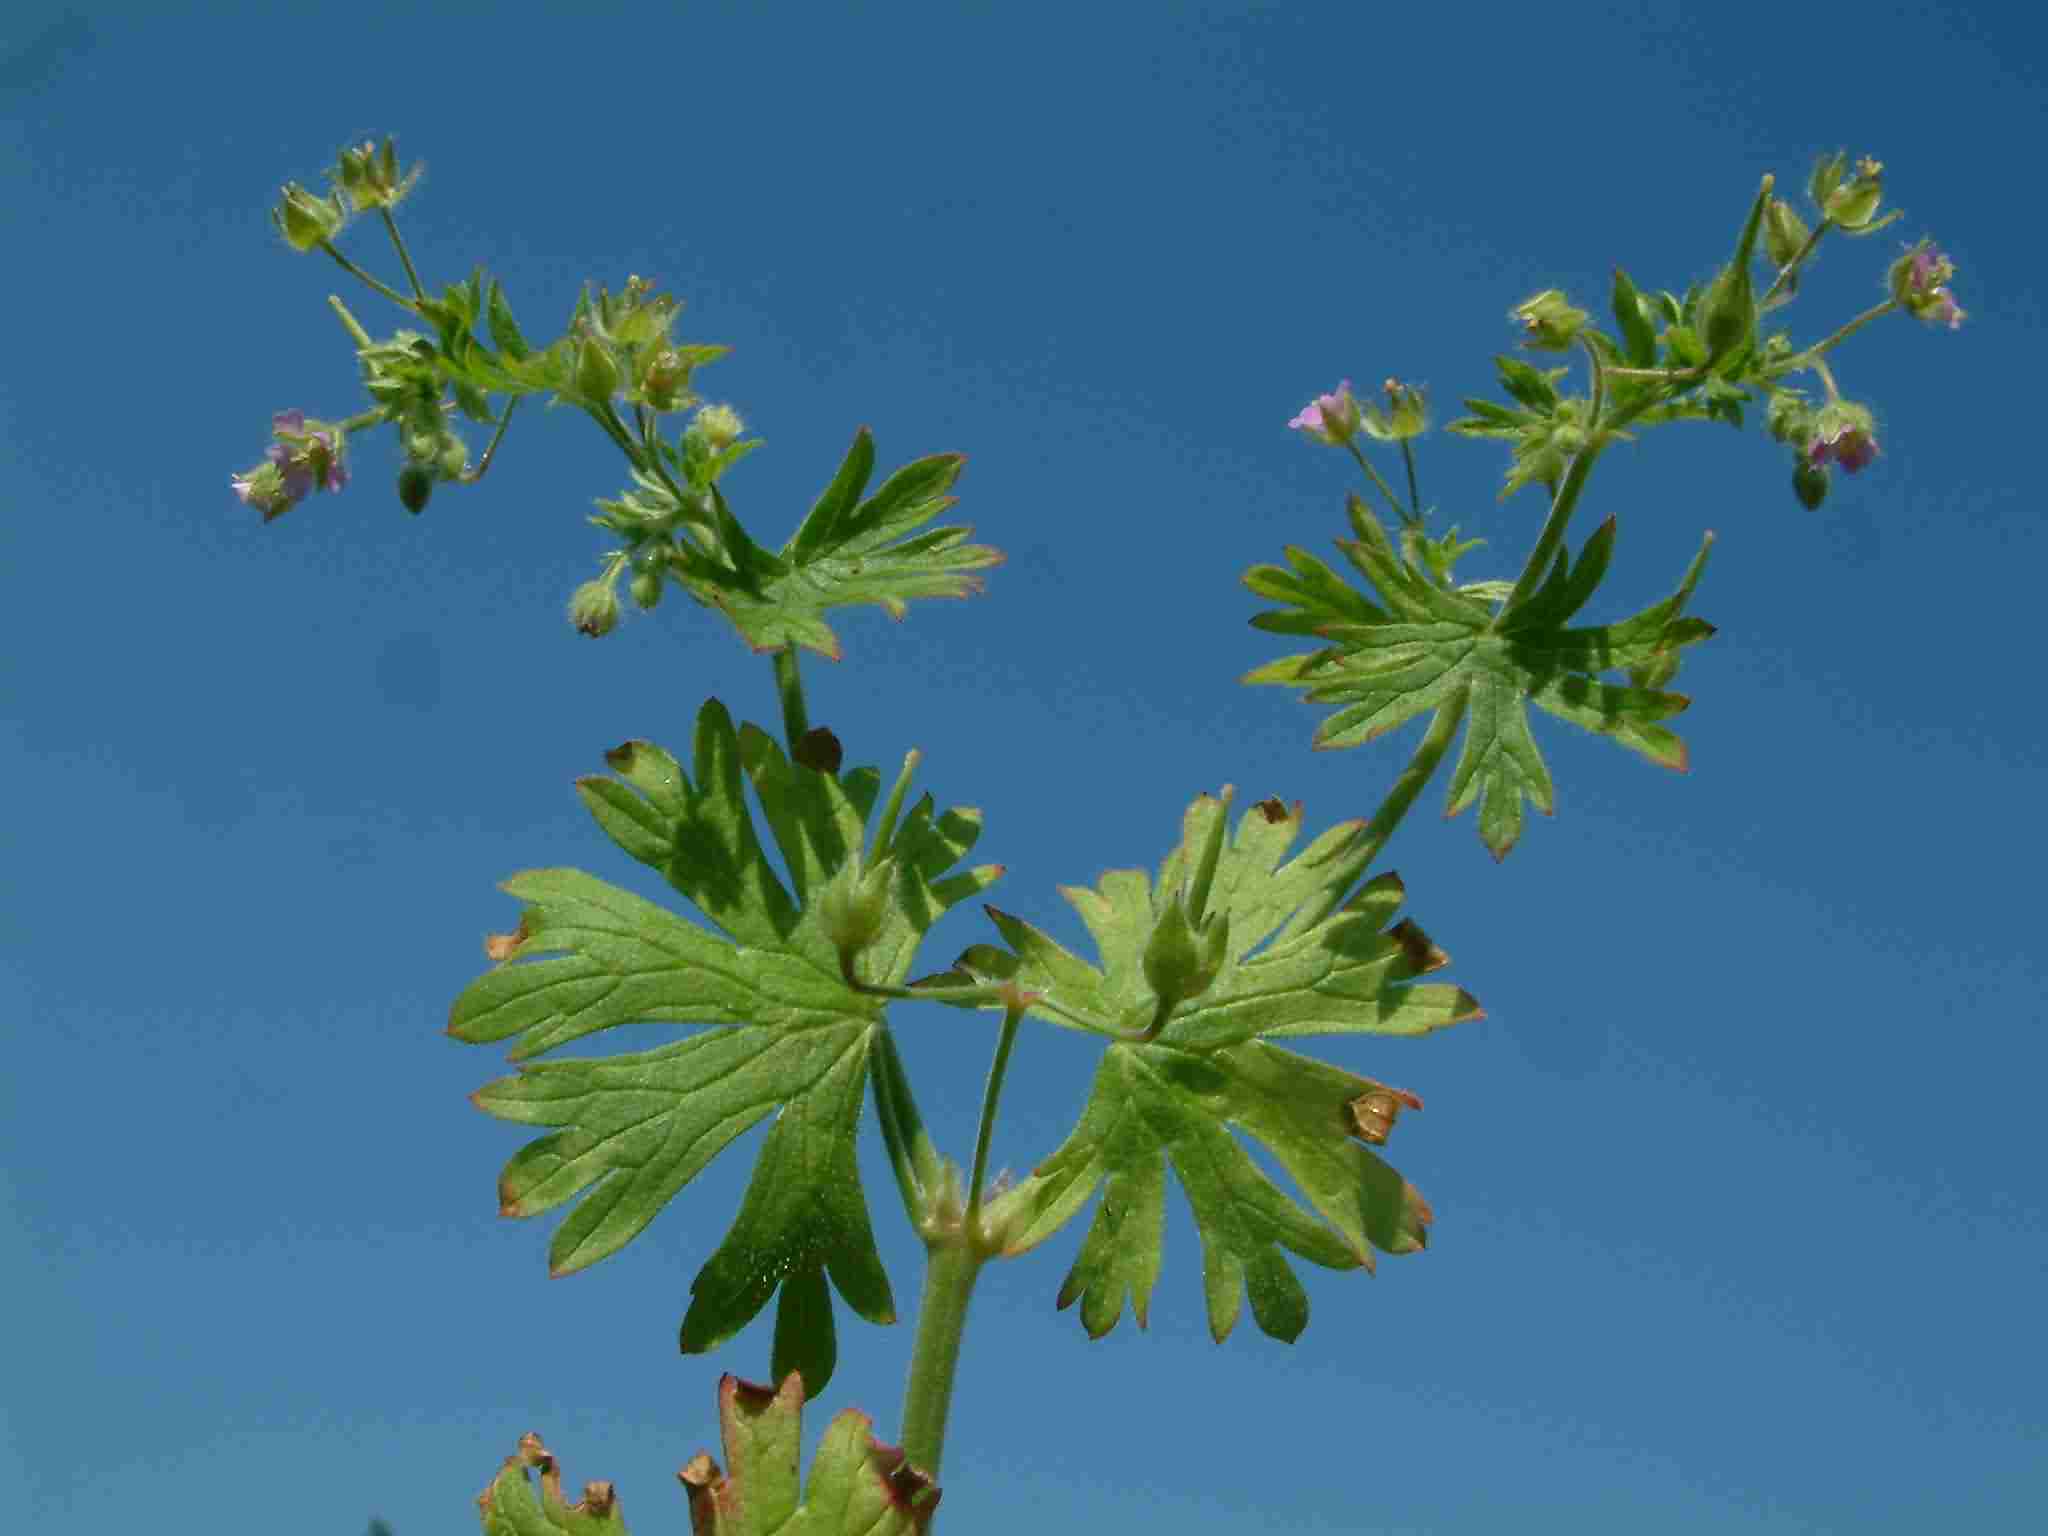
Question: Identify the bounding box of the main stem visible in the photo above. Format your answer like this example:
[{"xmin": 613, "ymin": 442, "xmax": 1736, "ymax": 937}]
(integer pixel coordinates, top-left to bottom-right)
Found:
[{"xmin": 898, "ymin": 1239, "xmax": 986, "ymax": 1479}]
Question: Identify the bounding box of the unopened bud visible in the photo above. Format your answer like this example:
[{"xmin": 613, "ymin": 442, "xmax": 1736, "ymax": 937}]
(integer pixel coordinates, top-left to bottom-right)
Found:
[
  {"xmin": 1823, "ymin": 156, "xmax": 1884, "ymax": 229},
  {"xmin": 397, "ymin": 463, "xmax": 434, "ymax": 514},
  {"xmin": 569, "ymin": 580, "xmax": 621, "ymax": 638},
  {"xmin": 1792, "ymin": 457, "xmax": 1829, "ymax": 511},
  {"xmin": 629, "ymin": 566, "xmax": 664, "ymax": 610},
  {"xmin": 1142, "ymin": 894, "xmax": 1230, "ymax": 1008},
  {"xmin": 274, "ymin": 182, "xmax": 345, "ymax": 251},
  {"xmin": 1762, "ymin": 197, "xmax": 1811, "ymax": 270},
  {"xmin": 1512, "ymin": 290, "xmax": 1589, "ymax": 351},
  {"xmin": 819, "ymin": 854, "xmax": 897, "ymax": 962},
  {"xmin": 575, "ymin": 335, "xmax": 621, "ymax": 404}
]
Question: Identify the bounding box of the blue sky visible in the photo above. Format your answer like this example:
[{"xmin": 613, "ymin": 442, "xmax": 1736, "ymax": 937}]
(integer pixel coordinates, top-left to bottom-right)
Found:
[{"xmin": 5, "ymin": 3, "xmax": 2044, "ymax": 1532}]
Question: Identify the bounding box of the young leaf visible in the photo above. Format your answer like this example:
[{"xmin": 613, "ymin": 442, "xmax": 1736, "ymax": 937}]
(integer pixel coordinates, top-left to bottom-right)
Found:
[
  {"xmin": 973, "ymin": 793, "xmax": 1480, "ymax": 1344},
  {"xmin": 476, "ymin": 1431, "xmax": 627, "ymax": 1535},
  {"xmin": 1244, "ymin": 496, "xmax": 1714, "ymax": 858},
  {"xmin": 450, "ymin": 699, "xmax": 1000, "ymax": 1392},
  {"xmin": 679, "ymin": 428, "xmax": 1003, "ymax": 660},
  {"xmin": 679, "ymin": 1375, "xmax": 940, "ymax": 1535}
]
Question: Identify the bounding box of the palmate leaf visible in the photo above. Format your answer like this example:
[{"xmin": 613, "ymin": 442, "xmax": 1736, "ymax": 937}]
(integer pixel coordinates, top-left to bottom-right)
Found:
[
  {"xmin": 449, "ymin": 699, "xmax": 999, "ymax": 1393},
  {"xmin": 682, "ymin": 428, "xmax": 1004, "ymax": 660},
  {"xmin": 968, "ymin": 793, "xmax": 1482, "ymax": 1344},
  {"xmin": 476, "ymin": 1378, "xmax": 938, "ymax": 1536},
  {"xmin": 1244, "ymin": 494, "xmax": 1715, "ymax": 858}
]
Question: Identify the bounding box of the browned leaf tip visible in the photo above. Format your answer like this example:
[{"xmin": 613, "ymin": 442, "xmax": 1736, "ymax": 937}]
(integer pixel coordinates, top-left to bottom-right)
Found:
[
  {"xmin": 1387, "ymin": 918, "xmax": 1449, "ymax": 975},
  {"xmin": 794, "ymin": 726, "xmax": 844, "ymax": 774},
  {"xmin": 603, "ymin": 740, "xmax": 640, "ymax": 772},
  {"xmin": 1254, "ymin": 796, "xmax": 1295, "ymax": 824}
]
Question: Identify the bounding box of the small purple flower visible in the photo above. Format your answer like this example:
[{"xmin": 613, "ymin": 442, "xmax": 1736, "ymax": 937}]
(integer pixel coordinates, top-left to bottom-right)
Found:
[
  {"xmin": 1901, "ymin": 246, "xmax": 1966, "ymax": 331},
  {"xmin": 1288, "ymin": 380, "xmax": 1363, "ymax": 445},
  {"xmin": 234, "ymin": 410, "xmax": 349, "ymax": 520},
  {"xmin": 1806, "ymin": 402, "xmax": 1879, "ymax": 475}
]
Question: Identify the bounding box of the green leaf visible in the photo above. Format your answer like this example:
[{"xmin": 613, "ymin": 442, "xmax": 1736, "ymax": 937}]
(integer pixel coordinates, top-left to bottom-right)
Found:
[
  {"xmin": 1244, "ymin": 496, "xmax": 1714, "ymax": 858},
  {"xmin": 678, "ymin": 428, "xmax": 1004, "ymax": 659},
  {"xmin": 476, "ymin": 1381, "xmax": 940, "ymax": 1536},
  {"xmin": 680, "ymin": 1375, "xmax": 941, "ymax": 1535},
  {"xmin": 450, "ymin": 699, "xmax": 999, "ymax": 1392},
  {"xmin": 974, "ymin": 792, "xmax": 1479, "ymax": 1343}
]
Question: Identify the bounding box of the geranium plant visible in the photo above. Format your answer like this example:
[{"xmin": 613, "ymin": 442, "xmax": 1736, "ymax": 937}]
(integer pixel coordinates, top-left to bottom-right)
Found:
[{"xmin": 232, "ymin": 139, "xmax": 1962, "ymax": 1533}]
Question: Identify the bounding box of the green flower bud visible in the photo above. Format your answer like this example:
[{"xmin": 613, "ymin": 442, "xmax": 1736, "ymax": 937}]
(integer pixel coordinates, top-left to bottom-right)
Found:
[
  {"xmin": 1512, "ymin": 290, "xmax": 1589, "ymax": 351},
  {"xmin": 693, "ymin": 403, "xmax": 746, "ymax": 451},
  {"xmin": 819, "ymin": 854, "xmax": 897, "ymax": 962},
  {"xmin": 1762, "ymin": 197, "xmax": 1811, "ymax": 270},
  {"xmin": 436, "ymin": 434, "xmax": 469, "ymax": 481},
  {"xmin": 1361, "ymin": 379, "xmax": 1428, "ymax": 442},
  {"xmin": 331, "ymin": 138, "xmax": 421, "ymax": 211},
  {"xmin": 568, "ymin": 580, "xmax": 621, "ymax": 638},
  {"xmin": 1792, "ymin": 457, "xmax": 1829, "ymax": 511},
  {"xmin": 1142, "ymin": 893, "xmax": 1230, "ymax": 1008},
  {"xmin": 1696, "ymin": 177, "xmax": 1771, "ymax": 366},
  {"xmin": 396, "ymin": 463, "xmax": 434, "ymax": 515},
  {"xmin": 273, "ymin": 182, "xmax": 346, "ymax": 251},
  {"xmin": 575, "ymin": 334, "xmax": 621, "ymax": 404},
  {"xmin": 1823, "ymin": 156, "xmax": 1884, "ymax": 229},
  {"xmin": 629, "ymin": 567, "xmax": 664, "ymax": 610}
]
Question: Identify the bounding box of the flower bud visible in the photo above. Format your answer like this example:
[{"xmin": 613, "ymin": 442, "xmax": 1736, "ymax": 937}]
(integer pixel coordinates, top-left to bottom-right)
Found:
[
  {"xmin": 1888, "ymin": 242, "xmax": 1966, "ymax": 331},
  {"xmin": 1806, "ymin": 401, "xmax": 1879, "ymax": 474},
  {"xmin": 1823, "ymin": 156, "xmax": 1884, "ymax": 229},
  {"xmin": 574, "ymin": 334, "xmax": 621, "ymax": 404},
  {"xmin": 629, "ymin": 566, "xmax": 664, "ymax": 610},
  {"xmin": 639, "ymin": 348, "xmax": 694, "ymax": 413},
  {"xmin": 1512, "ymin": 290, "xmax": 1589, "ymax": 351},
  {"xmin": 693, "ymin": 403, "xmax": 746, "ymax": 451},
  {"xmin": 1792, "ymin": 457, "xmax": 1829, "ymax": 511},
  {"xmin": 273, "ymin": 182, "xmax": 346, "ymax": 251},
  {"xmin": 1762, "ymin": 197, "xmax": 1811, "ymax": 270},
  {"xmin": 1361, "ymin": 379, "xmax": 1428, "ymax": 441},
  {"xmin": 396, "ymin": 463, "xmax": 434, "ymax": 514},
  {"xmin": 1142, "ymin": 893, "xmax": 1230, "ymax": 1009},
  {"xmin": 1697, "ymin": 177, "xmax": 1771, "ymax": 366},
  {"xmin": 1286, "ymin": 380, "xmax": 1364, "ymax": 445},
  {"xmin": 819, "ymin": 854, "xmax": 897, "ymax": 962},
  {"xmin": 569, "ymin": 580, "xmax": 621, "ymax": 638},
  {"xmin": 436, "ymin": 434, "xmax": 469, "ymax": 481},
  {"xmin": 330, "ymin": 137, "xmax": 420, "ymax": 211}
]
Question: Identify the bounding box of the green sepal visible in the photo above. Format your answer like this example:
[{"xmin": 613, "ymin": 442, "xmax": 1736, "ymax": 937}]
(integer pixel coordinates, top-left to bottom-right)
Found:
[{"xmin": 1611, "ymin": 267, "xmax": 1658, "ymax": 367}]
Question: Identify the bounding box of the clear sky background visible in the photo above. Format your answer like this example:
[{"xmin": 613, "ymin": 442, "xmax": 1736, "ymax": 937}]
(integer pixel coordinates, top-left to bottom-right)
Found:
[{"xmin": 5, "ymin": 4, "xmax": 2043, "ymax": 1533}]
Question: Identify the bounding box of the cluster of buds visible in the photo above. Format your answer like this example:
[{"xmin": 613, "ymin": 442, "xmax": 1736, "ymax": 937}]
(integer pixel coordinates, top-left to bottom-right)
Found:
[
  {"xmin": 271, "ymin": 139, "xmax": 420, "ymax": 252},
  {"xmin": 230, "ymin": 411, "xmax": 350, "ymax": 521}
]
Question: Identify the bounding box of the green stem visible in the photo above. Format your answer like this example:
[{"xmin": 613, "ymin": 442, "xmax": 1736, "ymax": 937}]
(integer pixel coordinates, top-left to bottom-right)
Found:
[
  {"xmin": 964, "ymin": 999, "xmax": 1026, "ymax": 1234},
  {"xmin": 773, "ymin": 647, "xmax": 810, "ymax": 752},
  {"xmin": 1343, "ymin": 438, "xmax": 1408, "ymax": 524},
  {"xmin": 868, "ymin": 1028, "xmax": 932, "ymax": 1221},
  {"xmin": 1398, "ymin": 438, "xmax": 1423, "ymax": 522},
  {"xmin": 326, "ymin": 296, "xmax": 374, "ymax": 349},
  {"xmin": 315, "ymin": 238, "xmax": 417, "ymax": 312},
  {"xmin": 872, "ymin": 750, "xmax": 922, "ymax": 860},
  {"xmin": 1287, "ymin": 690, "xmax": 1468, "ymax": 937},
  {"xmin": 583, "ymin": 400, "xmax": 643, "ymax": 466},
  {"xmin": 464, "ymin": 397, "xmax": 519, "ymax": 482},
  {"xmin": 898, "ymin": 1240, "xmax": 987, "ymax": 1480},
  {"xmin": 1777, "ymin": 299, "xmax": 1898, "ymax": 374},
  {"xmin": 377, "ymin": 207, "xmax": 426, "ymax": 301},
  {"xmin": 1760, "ymin": 218, "xmax": 1832, "ymax": 311}
]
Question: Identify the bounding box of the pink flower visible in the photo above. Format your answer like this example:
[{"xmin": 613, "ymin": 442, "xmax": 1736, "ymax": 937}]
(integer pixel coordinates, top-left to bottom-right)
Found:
[
  {"xmin": 1288, "ymin": 380, "xmax": 1363, "ymax": 445},
  {"xmin": 1807, "ymin": 402, "xmax": 1879, "ymax": 474},
  {"xmin": 1898, "ymin": 246, "xmax": 1966, "ymax": 331},
  {"xmin": 232, "ymin": 410, "xmax": 349, "ymax": 520}
]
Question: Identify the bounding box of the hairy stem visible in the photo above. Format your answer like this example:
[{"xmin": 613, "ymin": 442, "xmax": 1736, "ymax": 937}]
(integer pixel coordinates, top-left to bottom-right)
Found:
[
  {"xmin": 377, "ymin": 207, "xmax": 426, "ymax": 301},
  {"xmin": 314, "ymin": 238, "xmax": 417, "ymax": 312},
  {"xmin": 898, "ymin": 1239, "xmax": 987, "ymax": 1481}
]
